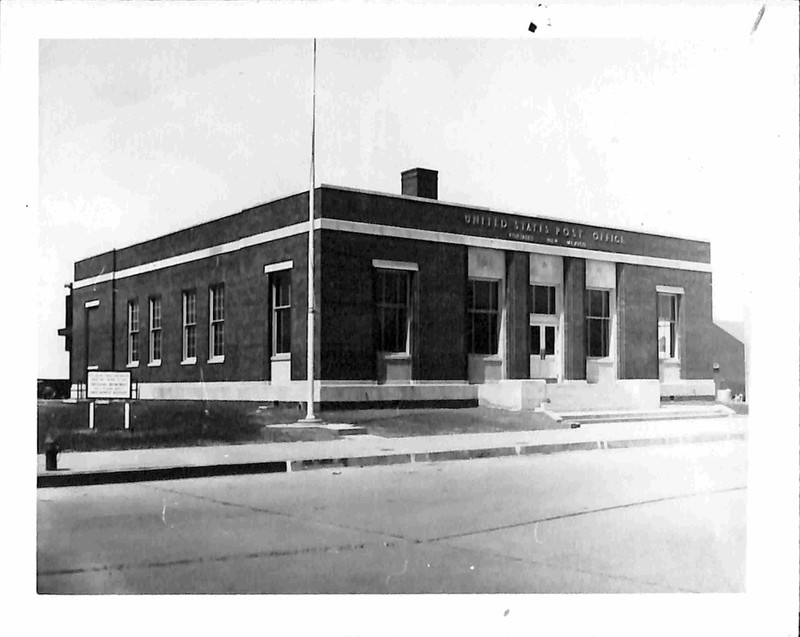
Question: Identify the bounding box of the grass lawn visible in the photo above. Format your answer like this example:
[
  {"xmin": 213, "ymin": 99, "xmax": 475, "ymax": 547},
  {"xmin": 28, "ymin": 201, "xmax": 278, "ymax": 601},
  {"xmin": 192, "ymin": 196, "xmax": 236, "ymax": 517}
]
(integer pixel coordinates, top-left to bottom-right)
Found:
[
  {"xmin": 37, "ymin": 400, "xmax": 338, "ymax": 453},
  {"xmin": 330, "ymin": 407, "xmax": 560, "ymax": 437},
  {"xmin": 37, "ymin": 400, "xmax": 560, "ymax": 453}
]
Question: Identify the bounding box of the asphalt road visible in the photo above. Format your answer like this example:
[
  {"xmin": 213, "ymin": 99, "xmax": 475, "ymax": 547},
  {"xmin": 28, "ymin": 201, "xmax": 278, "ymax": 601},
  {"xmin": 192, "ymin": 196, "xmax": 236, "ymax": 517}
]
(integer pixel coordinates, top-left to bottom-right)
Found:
[{"xmin": 37, "ymin": 440, "xmax": 746, "ymax": 594}]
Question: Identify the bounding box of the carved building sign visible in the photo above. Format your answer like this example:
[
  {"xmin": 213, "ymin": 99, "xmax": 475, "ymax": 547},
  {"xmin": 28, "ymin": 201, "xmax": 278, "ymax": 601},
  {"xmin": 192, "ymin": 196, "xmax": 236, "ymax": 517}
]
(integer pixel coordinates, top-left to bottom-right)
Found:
[{"xmin": 463, "ymin": 212, "xmax": 625, "ymax": 250}]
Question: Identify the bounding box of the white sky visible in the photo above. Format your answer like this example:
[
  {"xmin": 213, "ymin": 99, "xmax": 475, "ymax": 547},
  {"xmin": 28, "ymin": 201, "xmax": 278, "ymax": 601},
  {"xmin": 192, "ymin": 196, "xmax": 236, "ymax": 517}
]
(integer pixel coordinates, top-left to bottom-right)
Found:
[
  {"xmin": 4, "ymin": 3, "xmax": 799, "ymax": 630},
  {"xmin": 33, "ymin": 10, "xmax": 795, "ymax": 378}
]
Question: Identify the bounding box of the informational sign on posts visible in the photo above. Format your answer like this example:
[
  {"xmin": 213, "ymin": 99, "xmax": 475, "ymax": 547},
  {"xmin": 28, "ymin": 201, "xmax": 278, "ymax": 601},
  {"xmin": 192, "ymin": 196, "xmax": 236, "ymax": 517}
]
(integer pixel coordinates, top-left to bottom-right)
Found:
[{"xmin": 87, "ymin": 371, "xmax": 132, "ymax": 400}]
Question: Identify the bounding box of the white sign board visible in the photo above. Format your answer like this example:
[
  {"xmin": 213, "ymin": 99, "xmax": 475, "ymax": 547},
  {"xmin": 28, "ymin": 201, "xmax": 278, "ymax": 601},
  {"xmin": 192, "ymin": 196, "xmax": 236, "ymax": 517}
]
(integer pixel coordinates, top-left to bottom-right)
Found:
[{"xmin": 87, "ymin": 371, "xmax": 132, "ymax": 399}]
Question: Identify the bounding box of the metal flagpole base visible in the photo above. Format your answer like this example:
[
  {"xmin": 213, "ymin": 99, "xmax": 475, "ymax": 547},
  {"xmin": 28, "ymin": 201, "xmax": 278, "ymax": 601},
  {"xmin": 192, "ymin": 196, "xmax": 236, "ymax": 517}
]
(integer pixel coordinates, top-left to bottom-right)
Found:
[{"xmin": 297, "ymin": 415, "xmax": 323, "ymax": 424}]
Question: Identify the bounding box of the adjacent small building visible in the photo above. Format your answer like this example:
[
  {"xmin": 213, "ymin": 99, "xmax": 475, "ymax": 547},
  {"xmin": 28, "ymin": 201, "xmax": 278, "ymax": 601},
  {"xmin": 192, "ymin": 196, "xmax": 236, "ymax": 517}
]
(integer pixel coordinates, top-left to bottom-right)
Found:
[{"xmin": 60, "ymin": 168, "xmax": 742, "ymax": 411}]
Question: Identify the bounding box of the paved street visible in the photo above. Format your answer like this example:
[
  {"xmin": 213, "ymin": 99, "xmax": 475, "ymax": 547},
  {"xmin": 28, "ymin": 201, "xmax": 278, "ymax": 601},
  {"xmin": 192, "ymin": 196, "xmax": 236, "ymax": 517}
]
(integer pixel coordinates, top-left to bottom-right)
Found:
[{"xmin": 37, "ymin": 440, "xmax": 746, "ymax": 594}]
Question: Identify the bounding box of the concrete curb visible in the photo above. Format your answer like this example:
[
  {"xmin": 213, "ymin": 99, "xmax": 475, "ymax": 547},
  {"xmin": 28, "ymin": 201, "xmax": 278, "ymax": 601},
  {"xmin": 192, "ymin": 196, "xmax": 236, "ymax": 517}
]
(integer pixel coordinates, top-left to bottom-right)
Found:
[
  {"xmin": 37, "ymin": 431, "xmax": 746, "ymax": 489},
  {"xmin": 37, "ymin": 461, "xmax": 287, "ymax": 488}
]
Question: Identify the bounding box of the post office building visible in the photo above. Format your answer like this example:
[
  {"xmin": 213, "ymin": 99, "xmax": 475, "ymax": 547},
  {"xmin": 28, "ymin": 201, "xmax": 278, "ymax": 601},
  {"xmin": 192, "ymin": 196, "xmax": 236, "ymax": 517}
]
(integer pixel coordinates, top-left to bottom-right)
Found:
[{"xmin": 61, "ymin": 168, "xmax": 733, "ymax": 411}]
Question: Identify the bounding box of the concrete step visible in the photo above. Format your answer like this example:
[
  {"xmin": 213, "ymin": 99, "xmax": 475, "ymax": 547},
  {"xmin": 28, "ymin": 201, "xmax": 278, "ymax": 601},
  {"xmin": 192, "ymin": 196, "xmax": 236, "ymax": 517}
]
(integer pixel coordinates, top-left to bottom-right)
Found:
[
  {"xmin": 550, "ymin": 405, "xmax": 733, "ymax": 425},
  {"xmin": 263, "ymin": 422, "xmax": 370, "ymax": 436},
  {"xmin": 334, "ymin": 426, "xmax": 370, "ymax": 436}
]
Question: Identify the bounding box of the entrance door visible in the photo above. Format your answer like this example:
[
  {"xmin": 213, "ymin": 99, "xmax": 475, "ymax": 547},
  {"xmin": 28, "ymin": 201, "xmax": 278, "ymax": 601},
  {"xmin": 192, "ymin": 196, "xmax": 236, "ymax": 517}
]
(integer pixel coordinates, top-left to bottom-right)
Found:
[{"xmin": 530, "ymin": 322, "xmax": 559, "ymax": 381}]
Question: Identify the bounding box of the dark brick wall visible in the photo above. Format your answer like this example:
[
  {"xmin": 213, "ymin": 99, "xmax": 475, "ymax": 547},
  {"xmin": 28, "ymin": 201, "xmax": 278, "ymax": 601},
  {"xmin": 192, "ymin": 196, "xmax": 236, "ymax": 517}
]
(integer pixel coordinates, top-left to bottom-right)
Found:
[
  {"xmin": 563, "ymin": 257, "xmax": 586, "ymax": 380},
  {"xmin": 417, "ymin": 241, "xmax": 468, "ymax": 381},
  {"xmin": 318, "ymin": 233, "xmax": 376, "ymax": 381},
  {"xmin": 505, "ymin": 251, "xmax": 530, "ymax": 379},
  {"xmin": 616, "ymin": 264, "xmax": 714, "ymax": 380},
  {"xmin": 711, "ymin": 324, "xmax": 746, "ymax": 397},
  {"xmin": 70, "ymin": 281, "xmax": 114, "ymax": 382},
  {"xmin": 70, "ymin": 233, "xmax": 319, "ymax": 384},
  {"xmin": 74, "ymin": 192, "xmax": 310, "ymax": 280},
  {"xmin": 616, "ymin": 263, "xmax": 656, "ymax": 380},
  {"xmin": 319, "ymin": 231, "xmax": 467, "ymax": 381},
  {"xmin": 75, "ymin": 251, "xmax": 115, "ymax": 283}
]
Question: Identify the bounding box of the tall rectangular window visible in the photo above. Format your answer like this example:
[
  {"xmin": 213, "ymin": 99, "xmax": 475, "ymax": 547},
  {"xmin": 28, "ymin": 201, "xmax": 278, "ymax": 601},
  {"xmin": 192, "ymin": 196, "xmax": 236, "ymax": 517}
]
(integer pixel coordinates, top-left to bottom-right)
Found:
[
  {"xmin": 531, "ymin": 284, "xmax": 557, "ymax": 315},
  {"xmin": 658, "ymin": 293, "xmax": 680, "ymax": 358},
  {"xmin": 586, "ymin": 289, "xmax": 610, "ymax": 358},
  {"xmin": 271, "ymin": 271, "xmax": 292, "ymax": 355},
  {"xmin": 209, "ymin": 284, "xmax": 225, "ymax": 360},
  {"xmin": 182, "ymin": 290, "xmax": 197, "ymax": 363},
  {"xmin": 127, "ymin": 300, "xmax": 139, "ymax": 365},
  {"xmin": 149, "ymin": 297, "xmax": 162, "ymax": 364},
  {"xmin": 468, "ymin": 279, "xmax": 500, "ymax": 355},
  {"xmin": 376, "ymin": 269, "xmax": 410, "ymax": 353}
]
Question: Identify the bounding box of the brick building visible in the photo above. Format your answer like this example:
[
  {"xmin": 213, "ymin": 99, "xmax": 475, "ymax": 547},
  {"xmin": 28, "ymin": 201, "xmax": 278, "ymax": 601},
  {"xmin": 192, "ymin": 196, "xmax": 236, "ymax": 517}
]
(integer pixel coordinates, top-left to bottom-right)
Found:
[{"xmin": 60, "ymin": 168, "xmax": 740, "ymax": 410}]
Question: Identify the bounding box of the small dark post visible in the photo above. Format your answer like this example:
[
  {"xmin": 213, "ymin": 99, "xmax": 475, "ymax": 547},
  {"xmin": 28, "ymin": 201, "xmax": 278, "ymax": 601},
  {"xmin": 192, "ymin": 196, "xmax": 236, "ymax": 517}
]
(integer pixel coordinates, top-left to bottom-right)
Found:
[{"xmin": 44, "ymin": 436, "xmax": 59, "ymax": 471}]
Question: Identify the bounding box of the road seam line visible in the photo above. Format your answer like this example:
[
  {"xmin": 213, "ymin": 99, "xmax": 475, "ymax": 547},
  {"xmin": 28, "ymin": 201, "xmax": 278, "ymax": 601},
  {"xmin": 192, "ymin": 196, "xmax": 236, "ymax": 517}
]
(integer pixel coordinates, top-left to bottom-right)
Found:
[{"xmin": 423, "ymin": 485, "xmax": 747, "ymax": 543}]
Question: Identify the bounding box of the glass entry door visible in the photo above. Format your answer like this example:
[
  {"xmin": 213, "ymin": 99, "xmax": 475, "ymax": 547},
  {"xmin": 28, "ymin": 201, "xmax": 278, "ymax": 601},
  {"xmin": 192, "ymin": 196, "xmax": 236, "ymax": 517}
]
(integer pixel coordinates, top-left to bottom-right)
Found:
[{"xmin": 530, "ymin": 322, "xmax": 559, "ymax": 381}]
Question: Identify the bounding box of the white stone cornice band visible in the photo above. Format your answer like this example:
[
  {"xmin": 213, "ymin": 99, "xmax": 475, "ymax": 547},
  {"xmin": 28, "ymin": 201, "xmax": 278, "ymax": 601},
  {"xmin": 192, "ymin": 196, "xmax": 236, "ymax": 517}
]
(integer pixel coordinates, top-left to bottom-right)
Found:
[
  {"xmin": 73, "ymin": 217, "xmax": 710, "ymax": 289},
  {"xmin": 324, "ymin": 219, "xmax": 712, "ymax": 273},
  {"xmin": 74, "ymin": 221, "xmax": 317, "ymax": 289}
]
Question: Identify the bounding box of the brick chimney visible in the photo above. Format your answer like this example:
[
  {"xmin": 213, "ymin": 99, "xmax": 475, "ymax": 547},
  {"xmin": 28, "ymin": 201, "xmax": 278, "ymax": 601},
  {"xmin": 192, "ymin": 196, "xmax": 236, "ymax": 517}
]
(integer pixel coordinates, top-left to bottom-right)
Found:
[{"xmin": 401, "ymin": 167, "xmax": 438, "ymax": 200}]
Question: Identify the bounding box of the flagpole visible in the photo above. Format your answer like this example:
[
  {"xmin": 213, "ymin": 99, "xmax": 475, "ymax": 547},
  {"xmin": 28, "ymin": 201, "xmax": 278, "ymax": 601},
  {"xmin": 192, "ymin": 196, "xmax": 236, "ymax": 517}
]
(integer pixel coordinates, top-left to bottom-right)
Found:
[{"xmin": 301, "ymin": 38, "xmax": 320, "ymax": 423}]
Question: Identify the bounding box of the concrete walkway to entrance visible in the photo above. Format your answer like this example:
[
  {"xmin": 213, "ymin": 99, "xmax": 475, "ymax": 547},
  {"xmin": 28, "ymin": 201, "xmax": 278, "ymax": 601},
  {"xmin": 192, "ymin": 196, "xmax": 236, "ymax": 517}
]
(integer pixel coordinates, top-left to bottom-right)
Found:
[{"xmin": 37, "ymin": 416, "xmax": 746, "ymax": 488}]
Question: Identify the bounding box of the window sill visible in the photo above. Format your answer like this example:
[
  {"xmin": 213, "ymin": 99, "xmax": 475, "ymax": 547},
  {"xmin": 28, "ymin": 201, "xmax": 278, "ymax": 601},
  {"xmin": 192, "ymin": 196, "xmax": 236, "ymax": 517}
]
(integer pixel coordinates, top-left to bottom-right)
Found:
[
  {"xmin": 659, "ymin": 357, "xmax": 681, "ymax": 365},
  {"xmin": 181, "ymin": 358, "xmax": 197, "ymax": 366},
  {"xmin": 148, "ymin": 361, "xmax": 162, "ymax": 368},
  {"xmin": 87, "ymin": 365, "xmax": 99, "ymax": 371},
  {"xmin": 208, "ymin": 356, "xmax": 225, "ymax": 364},
  {"xmin": 468, "ymin": 354, "xmax": 503, "ymax": 361},
  {"xmin": 378, "ymin": 352, "xmax": 411, "ymax": 360},
  {"xmin": 271, "ymin": 353, "xmax": 291, "ymax": 362},
  {"xmin": 586, "ymin": 357, "xmax": 614, "ymax": 363},
  {"xmin": 126, "ymin": 362, "xmax": 139, "ymax": 368}
]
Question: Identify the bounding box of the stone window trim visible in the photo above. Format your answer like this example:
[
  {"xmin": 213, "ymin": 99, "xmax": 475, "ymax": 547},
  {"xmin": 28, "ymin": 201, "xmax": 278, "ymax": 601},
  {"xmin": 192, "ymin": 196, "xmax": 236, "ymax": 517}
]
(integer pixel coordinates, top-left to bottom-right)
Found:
[
  {"xmin": 182, "ymin": 290, "xmax": 197, "ymax": 364},
  {"xmin": 375, "ymin": 267, "xmax": 413, "ymax": 355},
  {"xmin": 208, "ymin": 284, "xmax": 225, "ymax": 363},
  {"xmin": 127, "ymin": 299, "xmax": 140, "ymax": 366}
]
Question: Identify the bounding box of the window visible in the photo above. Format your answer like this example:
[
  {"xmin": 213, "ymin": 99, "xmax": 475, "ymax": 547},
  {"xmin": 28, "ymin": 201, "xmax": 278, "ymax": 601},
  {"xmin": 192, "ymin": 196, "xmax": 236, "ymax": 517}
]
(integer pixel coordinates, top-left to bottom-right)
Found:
[
  {"xmin": 149, "ymin": 297, "xmax": 162, "ymax": 364},
  {"xmin": 586, "ymin": 289, "xmax": 610, "ymax": 358},
  {"xmin": 468, "ymin": 279, "xmax": 500, "ymax": 355},
  {"xmin": 658, "ymin": 293, "xmax": 680, "ymax": 358},
  {"xmin": 182, "ymin": 290, "xmax": 197, "ymax": 363},
  {"xmin": 531, "ymin": 324, "xmax": 556, "ymax": 356},
  {"xmin": 209, "ymin": 284, "xmax": 225, "ymax": 361},
  {"xmin": 376, "ymin": 269, "xmax": 410, "ymax": 353},
  {"xmin": 271, "ymin": 271, "xmax": 291, "ymax": 356},
  {"xmin": 531, "ymin": 285, "xmax": 557, "ymax": 315},
  {"xmin": 127, "ymin": 300, "xmax": 139, "ymax": 365}
]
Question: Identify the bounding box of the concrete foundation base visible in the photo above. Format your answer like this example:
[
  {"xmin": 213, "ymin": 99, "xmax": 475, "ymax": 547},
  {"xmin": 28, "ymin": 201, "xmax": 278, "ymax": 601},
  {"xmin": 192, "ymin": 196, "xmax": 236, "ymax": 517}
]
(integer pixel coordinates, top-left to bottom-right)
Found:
[
  {"xmin": 478, "ymin": 380, "xmax": 547, "ymax": 411},
  {"xmin": 72, "ymin": 380, "xmax": 480, "ymax": 406},
  {"xmin": 659, "ymin": 379, "xmax": 716, "ymax": 399},
  {"xmin": 544, "ymin": 380, "xmax": 661, "ymax": 412},
  {"xmin": 69, "ymin": 376, "xmax": 698, "ymax": 412}
]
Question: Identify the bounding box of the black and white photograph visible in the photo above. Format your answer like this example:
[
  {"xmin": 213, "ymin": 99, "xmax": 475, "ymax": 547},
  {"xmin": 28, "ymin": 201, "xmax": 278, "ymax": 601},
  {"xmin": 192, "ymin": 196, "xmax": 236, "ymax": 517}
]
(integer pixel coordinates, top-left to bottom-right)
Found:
[{"xmin": 6, "ymin": 0, "xmax": 798, "ymax": 634}]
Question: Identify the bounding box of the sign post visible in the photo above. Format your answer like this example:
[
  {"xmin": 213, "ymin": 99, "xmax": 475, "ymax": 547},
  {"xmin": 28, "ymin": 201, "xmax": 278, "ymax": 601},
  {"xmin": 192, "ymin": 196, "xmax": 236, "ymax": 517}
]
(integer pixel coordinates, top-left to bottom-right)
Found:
[{"xmin": 87, "ymin": 371, "xmax": 133, "ymax": 431}]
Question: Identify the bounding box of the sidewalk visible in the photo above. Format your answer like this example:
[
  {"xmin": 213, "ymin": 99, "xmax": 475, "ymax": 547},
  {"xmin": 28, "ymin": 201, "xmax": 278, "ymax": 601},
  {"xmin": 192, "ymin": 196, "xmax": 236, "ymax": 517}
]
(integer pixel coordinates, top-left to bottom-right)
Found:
[{"xmin": 37, "ymin": 416, "xmax": 747, "ymax": 488}]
